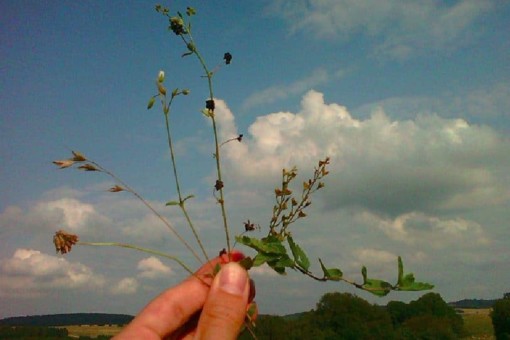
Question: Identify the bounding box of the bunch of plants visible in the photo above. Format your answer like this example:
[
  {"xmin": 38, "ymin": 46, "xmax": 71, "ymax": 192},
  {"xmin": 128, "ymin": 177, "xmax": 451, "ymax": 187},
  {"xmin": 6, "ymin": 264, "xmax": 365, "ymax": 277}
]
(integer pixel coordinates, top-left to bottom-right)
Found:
[{"xmin": 52, "ymin": 4, "xmax": 433, "ymax": 335}]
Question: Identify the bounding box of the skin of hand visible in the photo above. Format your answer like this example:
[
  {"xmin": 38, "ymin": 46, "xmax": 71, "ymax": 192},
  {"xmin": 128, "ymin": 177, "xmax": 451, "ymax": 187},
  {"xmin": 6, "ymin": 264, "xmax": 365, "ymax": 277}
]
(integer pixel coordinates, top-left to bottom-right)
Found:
[{"xmin": 113, "ymin": 250, "xmax": 256, "ymax": 340}]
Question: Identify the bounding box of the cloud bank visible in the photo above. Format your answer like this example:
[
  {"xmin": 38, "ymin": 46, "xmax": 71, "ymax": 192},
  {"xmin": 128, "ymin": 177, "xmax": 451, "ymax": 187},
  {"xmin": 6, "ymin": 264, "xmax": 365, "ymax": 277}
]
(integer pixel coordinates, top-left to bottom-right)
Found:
[
  {"xmin": 216, "ymin": 90, "xmax": 509, "ymax": 217},
  {"xmin": 269, "ymin": 0, "xmax": 494, "ymax": 58}
]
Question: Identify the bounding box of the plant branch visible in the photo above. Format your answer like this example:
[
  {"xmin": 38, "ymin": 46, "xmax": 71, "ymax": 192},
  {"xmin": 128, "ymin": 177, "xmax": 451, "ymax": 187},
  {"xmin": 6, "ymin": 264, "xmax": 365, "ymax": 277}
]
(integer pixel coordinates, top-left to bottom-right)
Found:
[
  {"xmin": 89, "ymin": 160, "xmax": 204, "ymax": 265},
  {"xmin": 77, "ymin": 241, "xmax": 195, "ymax": 276},
  {"xmin": 163, "ymin": 95, "xmax": 210, "ymax": 263}
]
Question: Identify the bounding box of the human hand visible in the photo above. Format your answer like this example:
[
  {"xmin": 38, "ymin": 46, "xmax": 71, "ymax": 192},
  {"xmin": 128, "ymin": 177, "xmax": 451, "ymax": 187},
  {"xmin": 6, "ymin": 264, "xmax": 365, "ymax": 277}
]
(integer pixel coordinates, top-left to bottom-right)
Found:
[{"xmin": 113, "ymin": 251, "xmax": 256, "ymax": 339}]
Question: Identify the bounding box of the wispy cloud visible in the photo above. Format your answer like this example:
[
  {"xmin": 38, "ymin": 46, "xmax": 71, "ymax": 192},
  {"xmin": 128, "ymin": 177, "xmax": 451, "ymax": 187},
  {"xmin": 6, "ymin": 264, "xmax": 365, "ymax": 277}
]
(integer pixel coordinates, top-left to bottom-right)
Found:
[
  {"xmin": 268, "ymin": 0, "xmax": 494, "ymax": 59},
  {"xmin": 242, "ymin": 68, "xmax": 345, "ymax": 110}
]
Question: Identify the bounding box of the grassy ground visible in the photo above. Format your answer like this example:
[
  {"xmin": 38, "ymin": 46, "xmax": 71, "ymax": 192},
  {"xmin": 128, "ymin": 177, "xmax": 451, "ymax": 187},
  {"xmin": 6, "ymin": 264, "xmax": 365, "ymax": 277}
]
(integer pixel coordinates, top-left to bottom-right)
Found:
[
  {"xmin": 63, "ymin": 324, "xmax": 124, "ymax": 338},
  {"xmin": 461, "ymin": 308, "xmax": 495, "ymax": 340}
]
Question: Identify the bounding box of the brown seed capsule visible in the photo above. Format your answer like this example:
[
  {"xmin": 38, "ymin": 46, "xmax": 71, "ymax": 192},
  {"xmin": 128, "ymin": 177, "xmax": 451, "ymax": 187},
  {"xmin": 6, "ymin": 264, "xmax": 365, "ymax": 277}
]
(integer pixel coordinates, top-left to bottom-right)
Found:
[{"xmin": 53, "ymin": 230, "xmax": 79, "ymax": 254}]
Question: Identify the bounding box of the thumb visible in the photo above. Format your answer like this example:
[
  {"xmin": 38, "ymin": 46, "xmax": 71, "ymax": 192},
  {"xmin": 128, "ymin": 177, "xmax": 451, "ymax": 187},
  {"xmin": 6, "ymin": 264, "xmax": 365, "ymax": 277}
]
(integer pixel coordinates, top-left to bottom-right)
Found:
[{"xmin": 195, "ymin": 262, "xmax": 250, "ymax": 339}]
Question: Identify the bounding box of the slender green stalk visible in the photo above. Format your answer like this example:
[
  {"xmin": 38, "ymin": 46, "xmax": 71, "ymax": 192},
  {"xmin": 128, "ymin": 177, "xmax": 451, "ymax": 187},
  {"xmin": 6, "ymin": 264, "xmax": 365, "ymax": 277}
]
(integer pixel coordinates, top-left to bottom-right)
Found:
[
  {"xmin": 163, "ymin": 95, "xmax": 210, "ymax": 263},
  {"xmin": 184, "ymin": 31, "xmax": 232, "ymax": 254},
  {"xmin": 89, "ymin": 160, "xmax": 204, "ymax": 265},
  {"xmin": 78, "ymin": 241, "xmax": 195, "ymax": 276}
]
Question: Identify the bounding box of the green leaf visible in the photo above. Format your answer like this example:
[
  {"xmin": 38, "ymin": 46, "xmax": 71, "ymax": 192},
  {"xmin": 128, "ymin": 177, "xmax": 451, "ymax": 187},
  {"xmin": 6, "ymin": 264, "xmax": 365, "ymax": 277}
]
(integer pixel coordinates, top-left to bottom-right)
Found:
[
  {"xmin": 288, "ymin": 236, "xmax": 310, "ymax": 271},
  {"xmin": 319, "ymin": 258, "xmax": 343, "ymax": 281},
  {"xmin": 235, "ymin": 236, "xmax": 287, "ymax": 255},
  {"xmin": 165, "ymin": 200, "xmax": 179, "ymax": 206},
  {"xmin": 182, "ymin": 194, "xmax": 195, "ymax": 202},
  {"xmin": 252, "ymin": 253, "xmax": 275, "ymax": 267},
  {"xmin": 268, "ymin": 254, "xmax": 294, "ymax": 268},
  {"xmin": 266, "ymin": 254, "xmax": 294, "ymax": 275},
  {"xmin": 201, "ymin": 108, "xmax": 211, "ymax": 117},
  {"xmin": 239, "ymin": 257, "xmax": 253, "ymax": 271},
  {"xmin": 147, "ymin": 97, "xmax": 155, "ymax": 109},
  {"xmin": 186, "ymin": 6, "xmax": 196, "ymax": 16},
  {"xmin": 396, "ymin": 257, "xmax": 434, "ymax": 291},
  {"xmin": 397, "ymin": 256, "xmax": 404, "ymax": 286},
  {"xmin": 268, "ymin": 264, "xmax": 286, "ymax": 275},
  {"xmin": 398, "ymin": 272, "xmax": 434, "ymax": 291},
  {"xmin": 213, "ymin": 263, "xmax": 221, "ymax": 276},
  {"xmin": 363, "ymin": 278, "xmax": 393, "ymax": 297},
  {"xmin": 400, "ymin": 281, "xmax": 435, "ymax": 291},
  {"xmin": 361, "ymin": 265, "xmax": 392, "ymax": 296}
]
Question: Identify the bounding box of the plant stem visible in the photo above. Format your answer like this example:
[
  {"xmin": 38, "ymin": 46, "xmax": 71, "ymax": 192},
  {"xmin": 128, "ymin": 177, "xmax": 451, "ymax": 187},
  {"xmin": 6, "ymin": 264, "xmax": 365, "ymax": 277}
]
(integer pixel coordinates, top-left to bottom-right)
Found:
[
  {"xmin": 185, "ymin": 31, "xmax": 232, "ymax": 255},
  {"xmin": 163, "ymin": 96, "xmax": 210, "ymax": 263},
  {"xmin": 78, "ymin": 241, "xmax": 195, "ymax": 275},
  {"xmin": 89, "ymin": 161, "xmax": 204, "ymax": 265}
]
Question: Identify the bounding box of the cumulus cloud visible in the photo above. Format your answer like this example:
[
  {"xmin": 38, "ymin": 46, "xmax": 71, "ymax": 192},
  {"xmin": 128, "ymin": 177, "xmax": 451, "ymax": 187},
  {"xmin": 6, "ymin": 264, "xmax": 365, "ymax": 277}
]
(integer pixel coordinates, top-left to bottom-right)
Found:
[
  {"xmin": 110, "ymin": 277, "xmax": 139, "ymax": 295},
  {"xmin": 216, "ymin": 90, "xmax": 510, "ymax": 217},
  {"xmin": 137, "ymin": 256, "xmax": 173, "ymax": 279},
  {"xmin": 39, "ymin": 198, "xmax": 95, "ymax": 231},
  {"xmin": 268, "ymin": 0, "xmax": 494, "ymax": 58},
  {"xmin": 0, "ymin": 249, "xmax": 104, "ymax": 298}
]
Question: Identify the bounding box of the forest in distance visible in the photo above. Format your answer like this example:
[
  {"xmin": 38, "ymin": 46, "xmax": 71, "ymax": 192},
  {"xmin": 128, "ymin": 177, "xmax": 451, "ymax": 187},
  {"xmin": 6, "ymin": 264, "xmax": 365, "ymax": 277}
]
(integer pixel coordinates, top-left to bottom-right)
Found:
[{"xmin": 1, "ymin": 292, "xmax": 506, "ymax": 339}]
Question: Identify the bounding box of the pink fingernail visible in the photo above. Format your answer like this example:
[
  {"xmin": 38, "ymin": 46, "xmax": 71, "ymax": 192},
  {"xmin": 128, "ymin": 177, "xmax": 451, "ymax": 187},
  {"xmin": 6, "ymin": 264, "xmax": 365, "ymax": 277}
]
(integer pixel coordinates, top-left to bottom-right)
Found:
[{"xmin": 218, "ymin": 263, "xmax": 247, "ymax": 296}]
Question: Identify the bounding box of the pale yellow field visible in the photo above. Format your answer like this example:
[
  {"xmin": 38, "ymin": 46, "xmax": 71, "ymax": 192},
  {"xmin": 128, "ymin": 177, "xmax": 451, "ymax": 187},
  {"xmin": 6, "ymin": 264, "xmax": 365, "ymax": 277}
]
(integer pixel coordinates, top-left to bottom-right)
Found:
[
  {"xmin": 460, "ymin": 308, "xmax": 495, "ymax": 340},
  {"xmin": 62, "ymin": 324, "xmax": 124, "ymax": 338}
]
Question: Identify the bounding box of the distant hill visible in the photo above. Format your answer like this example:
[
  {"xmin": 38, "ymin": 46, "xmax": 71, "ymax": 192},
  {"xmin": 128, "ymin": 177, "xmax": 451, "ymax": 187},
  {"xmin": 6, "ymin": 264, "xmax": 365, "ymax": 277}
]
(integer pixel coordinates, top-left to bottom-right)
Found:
[
  {"xmin": 448, "ymin": 299, "xmax": 496, "ymax": 309},
  {"xmin": 0, "ymin": 313, "xmax": 134, "ymax": 326},
  {"xmin": 0, "ymin": 298, "xmax": 497, "ymax": 327}
]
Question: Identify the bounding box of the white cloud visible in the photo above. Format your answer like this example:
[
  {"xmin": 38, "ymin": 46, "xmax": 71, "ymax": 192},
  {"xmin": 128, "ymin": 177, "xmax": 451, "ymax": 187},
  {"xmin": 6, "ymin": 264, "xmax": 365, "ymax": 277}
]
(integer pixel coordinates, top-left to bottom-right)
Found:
[
  {"xmin": 38, "ymin": 198, "xmax": 95, "ymax": 231},
  {"xmin": 137, "ymin": 256, "xmax": 173, "ymax": 279},
  {"xmin": 0, "ymin": 249, "xmax": 104, "ymax": 298},
  {"xmin": 250, "ymin": 264, "xmax": 280, "ymax": 277},
  {"xmin": 357, "ymin": 210, "xmax": 490, "ymax": 247},
  {"xmin": 354, "ymin": 81, "xmax": 510, "ymax": 126},
  {"xmin": 269, "ymin": 0, "xmax": 494, "ymax": 58},
  {"xmin": 354, "ymin": 248, "xmax": 396, "ymax": 265},
  {"xmin": 243, "ymin": 68, "xmax": 344, "ymax": 109},
  {"xmin": 216, "ymin": 90, "xmax": 510, "ymax": 216},
  {"xmin": 110, "ymin": 277, "xmax": 139, "ymax": 295}
]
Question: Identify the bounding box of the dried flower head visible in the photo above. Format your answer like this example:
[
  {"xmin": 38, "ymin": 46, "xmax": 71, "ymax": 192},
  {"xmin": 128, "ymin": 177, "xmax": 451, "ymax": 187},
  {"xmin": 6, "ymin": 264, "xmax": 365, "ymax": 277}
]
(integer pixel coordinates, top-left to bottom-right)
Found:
[
  {"xmin": 244, "ymin": 220, "xmax": 259, "ymax": 232},
  {"xmin": 108, "ymin": 185, "xmax": 125, "ymax": 192},
  {"xmin": 206, "ymin": 99, "xmax": 215, "ymax": 111},
  {"xmin": 78, "ymin": 164, "xmax": 99, "ymax": 171},
  {"xmin": 215, "ymin": 179, "xmax": 224, "ymax": 191},
  {"xmin": 170, "ymin": 16, "xmax": 186, "ymax": 35},
  {"xmin": 53, "ymin": 230, "xmax": 79, "ymax": 254},
  {"xmin": 224, "ymin": 52, "xmax": 232, "ymax": 65},
  {"xmin": 53, "ymin": 159, "xmax": 75, "ymax": 169},
  {"xmin": 71, "ymin": 151, "xmax": 87, "ymax": 162}
]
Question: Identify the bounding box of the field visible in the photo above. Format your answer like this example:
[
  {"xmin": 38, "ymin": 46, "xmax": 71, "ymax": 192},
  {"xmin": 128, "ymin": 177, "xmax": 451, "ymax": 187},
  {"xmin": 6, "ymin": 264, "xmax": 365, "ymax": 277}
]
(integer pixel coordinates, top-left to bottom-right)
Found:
[
  {"xmin": 460, "ymin": 308, "xmax": 495, "ymax": 340},
  {"xmin": 62, "ymin": 324, "xmax": 124, "ymax": 338}
]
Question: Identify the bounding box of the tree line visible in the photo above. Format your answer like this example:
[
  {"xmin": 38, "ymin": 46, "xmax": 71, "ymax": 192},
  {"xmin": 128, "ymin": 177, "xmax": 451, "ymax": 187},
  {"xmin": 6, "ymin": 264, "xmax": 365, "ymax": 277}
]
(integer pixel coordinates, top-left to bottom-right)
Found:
[{"xmin": 241, "ymin": 292, "xmax": 465, "ymax": 339}]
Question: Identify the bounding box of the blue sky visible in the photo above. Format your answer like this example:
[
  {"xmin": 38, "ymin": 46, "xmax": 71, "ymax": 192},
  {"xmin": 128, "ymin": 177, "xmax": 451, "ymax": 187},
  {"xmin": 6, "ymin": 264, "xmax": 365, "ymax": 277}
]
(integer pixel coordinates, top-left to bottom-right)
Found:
[{"xmin": 1, "ymin": 0, "xmax": 510, "ymax": 318}]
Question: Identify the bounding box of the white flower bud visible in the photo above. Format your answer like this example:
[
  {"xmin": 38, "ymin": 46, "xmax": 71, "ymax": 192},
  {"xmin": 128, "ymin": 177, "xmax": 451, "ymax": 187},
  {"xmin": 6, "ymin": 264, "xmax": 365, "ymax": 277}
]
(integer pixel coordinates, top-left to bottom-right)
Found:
[{"xmin": 158, "ymin": 70, "xmax": 165, "ymax": 83}]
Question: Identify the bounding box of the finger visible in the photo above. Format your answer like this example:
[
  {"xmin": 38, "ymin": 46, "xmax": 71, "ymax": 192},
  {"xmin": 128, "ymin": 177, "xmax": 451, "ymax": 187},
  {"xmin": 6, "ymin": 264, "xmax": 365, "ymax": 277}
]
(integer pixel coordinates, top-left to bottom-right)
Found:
[
  {"xmin": 113, "ymin": 258, "xmax": 221, "ymax": 340},
  {"xmin": 194, "ymin": 262, "xmax": 250, "ymax": 340}
]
